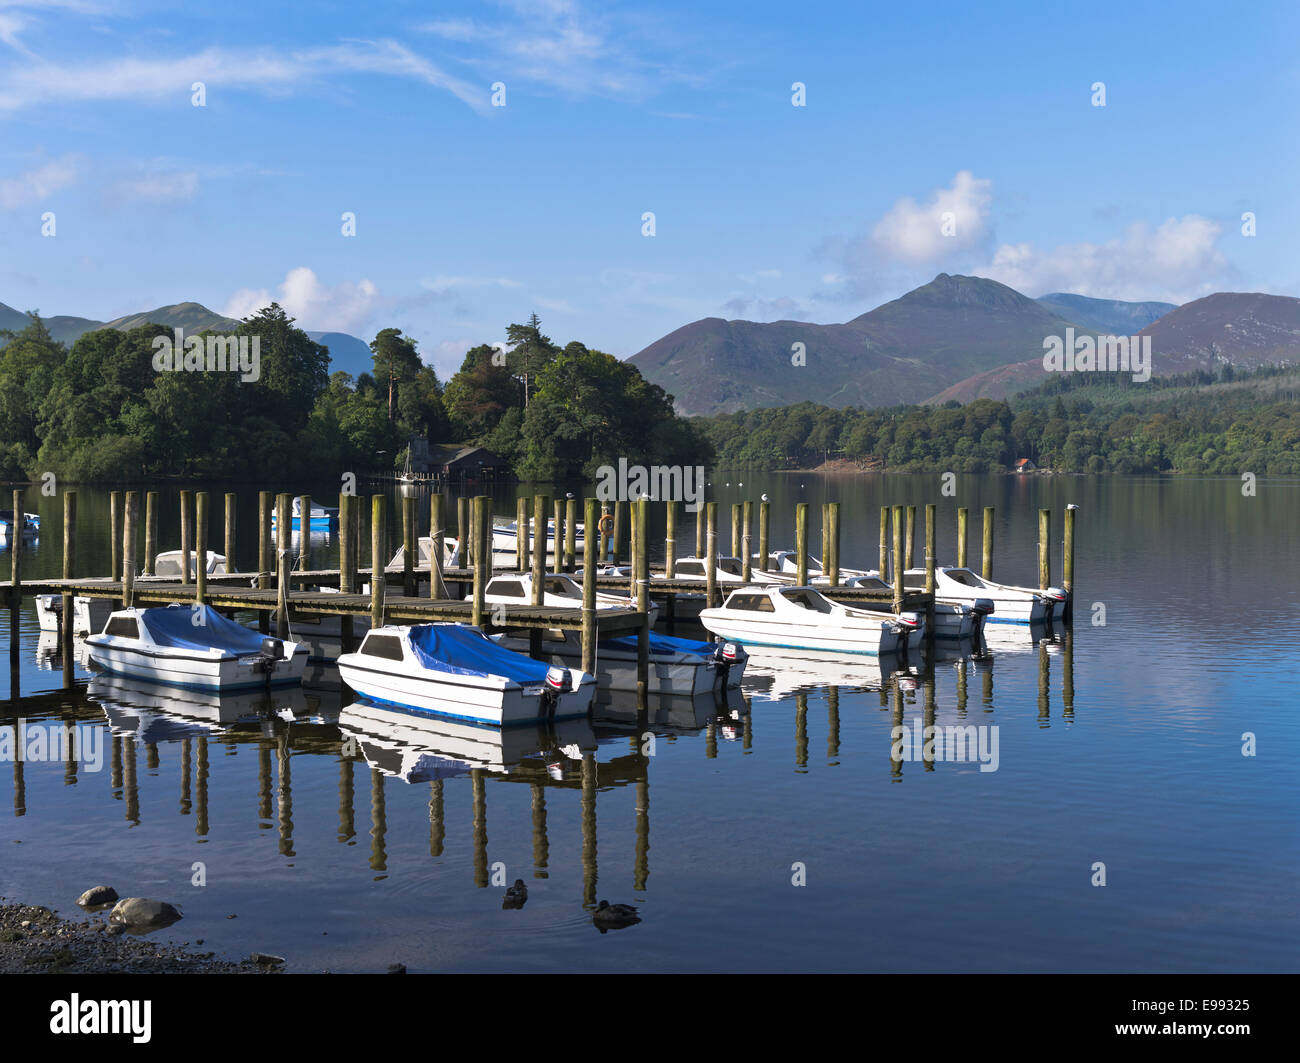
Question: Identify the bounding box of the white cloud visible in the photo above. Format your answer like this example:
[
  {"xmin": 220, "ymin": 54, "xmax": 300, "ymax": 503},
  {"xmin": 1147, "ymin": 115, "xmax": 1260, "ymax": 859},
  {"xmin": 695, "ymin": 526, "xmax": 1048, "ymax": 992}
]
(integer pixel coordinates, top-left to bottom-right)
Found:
[
  {"xmin": 533, "ymin": 295, "xmax": 575, "ymax": 314},
  {"xmin": 223, "ymin": 267, "xmax": 379, "ymax": 334},
  {"xmin": 0, "ymin": 40, "xmax": 489, "ymax": 114},
  {"xmin": 421, "ymin": 274, "xmax": 522, "ymax": 292},
  {"xmin": 869, "ymin": 170, "xmax": 993, "ymax": 265},
  {"xmin": 975, "ymin": 215, "xmax": 1231, "ymax": 303},
  {"xmin": 105, "ymin": 168, "xmax": 198, "ymax": 204},
  {"xmin": 0, "ymin": 153, "xmax": 78, "ymax": 208}
]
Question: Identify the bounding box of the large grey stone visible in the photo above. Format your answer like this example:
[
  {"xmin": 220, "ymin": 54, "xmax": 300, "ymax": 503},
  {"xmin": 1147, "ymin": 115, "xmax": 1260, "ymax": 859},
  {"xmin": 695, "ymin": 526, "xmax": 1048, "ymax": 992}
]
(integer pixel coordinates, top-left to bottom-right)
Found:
[
  {"xmin": 108, "ymin": 897, "xmax": 182, "ymax": 930},
  {"xmin": 77, "ymin": 886, "xmax": 118, "ymax": 907}
]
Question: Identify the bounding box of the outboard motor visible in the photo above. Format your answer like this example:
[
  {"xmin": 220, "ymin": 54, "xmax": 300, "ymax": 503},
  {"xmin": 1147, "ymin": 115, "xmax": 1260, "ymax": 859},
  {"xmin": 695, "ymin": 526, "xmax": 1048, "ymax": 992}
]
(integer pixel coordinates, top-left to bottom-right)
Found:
[
  {"xmin": 252, "ymin": 637, "xmax": 286, "ymax": 681},
  {"xmin": 711, "ymin": 640, "xmax": 740, "ymax": 687},
  {"xmin": 539, "ymin": 665, "xmax": 568, "ymax": 719}
]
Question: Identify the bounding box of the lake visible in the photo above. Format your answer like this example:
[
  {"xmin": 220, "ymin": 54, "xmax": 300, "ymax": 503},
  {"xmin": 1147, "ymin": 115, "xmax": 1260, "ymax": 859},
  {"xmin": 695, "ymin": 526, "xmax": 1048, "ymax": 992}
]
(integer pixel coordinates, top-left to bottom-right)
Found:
[{"xmin": 0, "ymin": 473, "xmax": 1295, "ymax": 972}]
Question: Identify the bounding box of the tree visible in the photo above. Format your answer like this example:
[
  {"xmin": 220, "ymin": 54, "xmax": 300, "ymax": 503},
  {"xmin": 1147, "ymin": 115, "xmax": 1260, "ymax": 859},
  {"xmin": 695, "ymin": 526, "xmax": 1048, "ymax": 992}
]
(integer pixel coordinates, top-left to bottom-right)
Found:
[
  {"xmin": 505, "ymin": 314, "xmax": 558, "ymax": 408},
  {"xmin": 370, "ymin": 327, "xmax": 423, "ymax": 422}
]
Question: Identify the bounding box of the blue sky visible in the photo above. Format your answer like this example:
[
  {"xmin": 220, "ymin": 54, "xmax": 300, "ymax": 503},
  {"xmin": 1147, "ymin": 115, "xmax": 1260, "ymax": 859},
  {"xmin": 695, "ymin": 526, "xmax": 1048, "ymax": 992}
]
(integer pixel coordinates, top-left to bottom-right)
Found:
[{"xmin": 1, "ymin": 0, "xmax": 1296, "ymax": 379}]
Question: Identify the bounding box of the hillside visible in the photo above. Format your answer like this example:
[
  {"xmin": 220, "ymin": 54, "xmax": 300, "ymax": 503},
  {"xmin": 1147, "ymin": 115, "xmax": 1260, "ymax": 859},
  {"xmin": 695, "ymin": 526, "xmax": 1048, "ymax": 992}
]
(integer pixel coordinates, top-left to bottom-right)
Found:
[
  {"xmin": 630, "ymin": 274, "xmax": 1095, "ymax": 416},
  {"xmin": 1035, "ymin": 292, "xmax": 1176, "ymax": 334}
]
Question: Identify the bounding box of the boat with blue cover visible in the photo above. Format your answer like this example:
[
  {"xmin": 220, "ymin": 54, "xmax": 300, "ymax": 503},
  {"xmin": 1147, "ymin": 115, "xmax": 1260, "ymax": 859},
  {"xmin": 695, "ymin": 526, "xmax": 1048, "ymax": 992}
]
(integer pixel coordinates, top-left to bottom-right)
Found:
[
  {"xmin": 85, "ymin": 604, "xmax": 307, "ymax": 691},
  {"xmin": 336, "ymin": 623, "xmax": 595, "ymax": 726},
  {"xmin": 497, "ymin": 628, "xmax": 746, "ymax": 695}
]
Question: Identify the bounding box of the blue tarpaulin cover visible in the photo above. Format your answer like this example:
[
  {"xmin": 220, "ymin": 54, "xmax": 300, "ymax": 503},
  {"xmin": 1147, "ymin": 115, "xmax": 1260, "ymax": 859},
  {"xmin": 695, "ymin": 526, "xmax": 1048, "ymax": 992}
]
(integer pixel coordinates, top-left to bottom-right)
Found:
[
  {"xmin": 598, "ymin": 631, "xmax": 717, "ymax": 657},
  {"xmin": 408, "ymin": 624, "xmax": 553, "ymax": 684},
  {"xmin": 141, "ymin": 605, "xmax": 269, "ymax": 655}
]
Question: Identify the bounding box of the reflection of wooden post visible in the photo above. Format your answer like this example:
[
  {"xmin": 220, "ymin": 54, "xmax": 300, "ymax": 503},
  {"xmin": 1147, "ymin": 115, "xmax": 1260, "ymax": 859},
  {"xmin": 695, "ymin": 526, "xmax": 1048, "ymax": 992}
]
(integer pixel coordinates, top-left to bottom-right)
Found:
[
  {"xmin": 982, "ymin": 506, "xmax": 995, "ymax": 580},
  {"xmin": 634, "ymin": 776, "xmax": 649, "ymax": 892},
  {"xmin": 179, "ymin": 489, "xmax": 191, "ymax": 586},
  {"xmin": 827, "ymin": 686, "xmax": 840, "ymax": 762},
  {"xmin": 758, "ymin": 498, "xmax": 770, "ymax": 571},
  {"xmin": 61, "ymin": 490, "xmax": 75, "ymax": 689},
  {"xmin": 705, "ymin": 502, "xmax": 718, "ymax": 609},
  {"xmin": 471, "ymin": 769, "xmax": 487, "ymax": 888},
  {"xmin": 428, "ymin": 779, "xmax": 444, "ymax": 858},
  {"xmin": 371, "ymin": 494, "xmax": 386, "ymax": 629},
  {"xmin": 224, "ymin": 492, "xmax": 237, "ymax": 574},
  {"xmin": 795, "ymin": 691, "xmax": 808, "ymax": 770},
  {"xmin": 582, "ymin": 498, "xmax": 597, "ymax": 676},
  {"xmin": 122, "ymin": 491, "xmax": 138, "ymax": 607},
  {"xmin": 795, "ymin": 502, "xmax": 808, "ymax": 585},
  {"xmin": 144, "ymin": 491, "xmax": 158, "ymax": 576},
  {"xmin": 821, "ymin": 504, "xmax": 829, "ymax": 570},
  {"xmin": 827, "ymin": 502, "xmax": 840, "ymax": 586},
  {"xmin": 367, "ymin": 766, "xmax": 384, "ymax": 871},
  {"xmin": 1038, "ymin": 508, "xmax": 1051, "ymax": 590},
  {"xmin": 196, "ymin": 735, "xmax": 210, "ymax": 838},
  {"xmin": 1062, "ymin": 630, "xmax": 1075, "ymax": 719},
  {"xmin": 580, "ymin": 753, "xmax": 597, "ymax": 907},
  {"xmin": 923, "ymin": 676, "xmax": 936, "ymax": 773},
  {"xmin": 1038, "ymin": 640, "xmax": 1050, "ymax": 723},
  {"xmin": 957, "ymin": 507, "xmax": 968, "ymax": 569},
  {"xmin": 891, "ymin": 504, "xmax": 904, "ymax": 614},
  {"xmin": 195, "ymin": 492, "xmax": 208, "ymax": 604},
  {"xmin": 741, "ymin": 500, "xmax": 753, "ymax": 582},
  {"xmin": 890, "ymin": 681, "xmax": 904, "ymax": 781},
  {"xmin": 530, "ymin": 783, "xmax": 547, "ymax": 872}
]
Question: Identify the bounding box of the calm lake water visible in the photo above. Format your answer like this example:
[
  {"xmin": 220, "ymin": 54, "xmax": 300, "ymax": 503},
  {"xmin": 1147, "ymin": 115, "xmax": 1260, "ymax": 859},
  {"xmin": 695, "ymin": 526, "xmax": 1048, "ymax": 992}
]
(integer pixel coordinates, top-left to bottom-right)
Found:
[{"xmin": 0, "ymin": 474, "xmax": 1296, "ymax": 972}]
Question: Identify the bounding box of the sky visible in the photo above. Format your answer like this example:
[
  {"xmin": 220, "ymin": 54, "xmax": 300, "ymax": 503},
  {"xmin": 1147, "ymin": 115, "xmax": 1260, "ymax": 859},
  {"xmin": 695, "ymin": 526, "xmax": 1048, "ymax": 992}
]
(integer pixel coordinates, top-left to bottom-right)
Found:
[{"xmin": 1, "ymin": 0, "xmax": 1297, "ymax": 379}]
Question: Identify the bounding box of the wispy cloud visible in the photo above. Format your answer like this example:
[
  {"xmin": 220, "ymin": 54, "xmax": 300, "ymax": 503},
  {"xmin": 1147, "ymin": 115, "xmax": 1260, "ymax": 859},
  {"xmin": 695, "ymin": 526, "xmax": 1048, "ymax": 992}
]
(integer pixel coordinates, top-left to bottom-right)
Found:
[
  {"xmin": 0, "ymin": 152, "xmax": 78, "ymax": 208},
  {"xmin": 421, "ymin": 274, "xmax": 523, "ymax": 292},
  {"xmin": 0, "ymin": 40, "xmax": 490, "ymax": 114},
  {"xmin": 104, "ymin": 168, "xmax": 199, "ymax": 205}
]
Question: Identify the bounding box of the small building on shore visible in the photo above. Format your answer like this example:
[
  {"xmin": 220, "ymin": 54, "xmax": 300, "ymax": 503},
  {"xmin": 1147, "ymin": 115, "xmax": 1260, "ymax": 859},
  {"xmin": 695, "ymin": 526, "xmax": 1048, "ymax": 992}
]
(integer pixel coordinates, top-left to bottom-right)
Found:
[
  {"xmin": 1013, "ymin": 458, "xmax": 1037, "ymax": 473},
  {"xmin": 413, "ymin": 441, "xmax": 512, "ymax": 485}
]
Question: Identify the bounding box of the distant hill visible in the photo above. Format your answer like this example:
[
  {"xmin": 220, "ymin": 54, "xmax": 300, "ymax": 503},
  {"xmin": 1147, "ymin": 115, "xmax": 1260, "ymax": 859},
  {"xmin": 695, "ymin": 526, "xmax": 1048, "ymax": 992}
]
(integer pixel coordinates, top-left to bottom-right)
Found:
[
  {"xmin": 0, "ymin": 299, "xmax": 377, "ymax": 378},
  {"xmin": 1035, "ymin": 292, "xmax": 1176, "ymax": 335},
  {"xmin": 631, "ymin": 273, "xmax": 1095, "ymax": 415},
  {"xmin": 929, "ymin": 291, "xmax": 1300, "ymax": 403}
]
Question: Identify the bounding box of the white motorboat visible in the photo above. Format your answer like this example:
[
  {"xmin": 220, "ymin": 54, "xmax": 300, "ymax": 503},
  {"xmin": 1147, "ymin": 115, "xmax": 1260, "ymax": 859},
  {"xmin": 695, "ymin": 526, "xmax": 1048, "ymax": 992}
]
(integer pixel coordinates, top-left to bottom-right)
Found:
[
  {"xmin": 700, "ymin": 585, "xmax": 919, "ymax": 657},
  {"xmin": 337, "ymin": 623, "xmax": 595, "ymax": 727},
  {"xmin": 85, "ymin": 604, "xmax": 307, "ymax": 691},
  {"xmin": 900, "ymin": 567, "xmax": 1065, "ymax": 624},
  {"xmin": 659, "ymin": 555, "xmax": 788, "ymax": 585},
  {"xmin": 761, "ymin": 549, "xmax": 872, "ymax": 581},
  {"xmin": 496, "ymin": 628, "xmax": 745, "ymax": 695},
  {"xmin": 153, "ymin": 549, "xmax": 227, "ymax": 578},
  {"xmin": 35, "ymin": 587, "xmax": 121, "ymax": 636},
  {"xmin": 484, "ymin": 571, "xmax": 658, "ymax": 624},
  {"xmin": 0, "ymin": 510, "xmax": 38, "ymax": 542},
  {"xmin": 270, "ymin": 497, "xmax": 339, "ymax": 531},
  {"xmin": 835, "ymin": 573, "xmax": 992, "ymax": 640}
]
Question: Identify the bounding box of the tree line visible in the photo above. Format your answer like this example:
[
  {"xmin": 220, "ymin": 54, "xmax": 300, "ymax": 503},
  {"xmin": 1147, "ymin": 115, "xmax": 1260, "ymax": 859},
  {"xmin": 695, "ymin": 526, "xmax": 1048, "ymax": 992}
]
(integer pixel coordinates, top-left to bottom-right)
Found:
[{"xmin": 0, "ymin": 308, "xmax": 712, "ymax": 483}]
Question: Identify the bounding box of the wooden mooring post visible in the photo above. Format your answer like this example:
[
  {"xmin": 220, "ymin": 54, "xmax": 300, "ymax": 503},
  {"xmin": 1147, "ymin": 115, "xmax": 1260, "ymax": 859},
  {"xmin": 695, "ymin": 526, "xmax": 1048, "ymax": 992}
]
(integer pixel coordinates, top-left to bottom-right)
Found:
[
  {"xmin": 430, "ymin": 493, "xmax": 448, "ymax": 599},
  {"xmin": 879, "ymin": 505, "xmax": 889, "ymax": 577},
  {"xmin": 402, "ymin": 493, "xmax": 416, "ymax": 597},
  {"xmin": 982, "ymin": 506, "xmax": 995, "ymax": 580},
  {"xmin": 61, "ymin": 490, "xmax": 76, "ymax": 690},
  {"xmin": 905, "ymin": 505, "xmax": 916, "ymax": 570},
  {"xmin": 371, "ymin": 494, "xmax": 386, "ymax": 630},
  {"xmin": 827, "ymin": 501, "xmax": 840, "ymax": 586},
  {"xmin": 611, "ymin": 500, "xmax": 625, "ymax": 565},
  {"xmin": 730, "ymin": 503, "xmax": 741, "ymax": 559},
  {"xmin": 891, "ymin": 504, "xmax": 905, "ymax": 614},
  {"xmin": 553, "ymin": 498, "xmax": 565, "ymax": 575},
  {"xmin": 530, "ymin": 494, "xmax": 548, "ymax": 658},
  {"xmin": 664, "ymin": 499, "xmax": 678, "ymax": 578},
  {"xmin": 472, "ymin": 496, "xmax": 489, "ymax": 628},
  {"xmin": 957, "ymin": 506, "xmax": 969, "ymax": 568},
  {"xmin": 1063, "ymin": 504, "xmax": 1077, "ymax": 622},
  {"xmin": 122, "ymin": 491, "xmax": 138, "ymax": 608},
  {"xmin": 794, "ymin": 502, "xmax": 809, "ymax": 585},
  {"xmin": 516, "ymin": 497, "xmax": 528, "ymax": 571},
  {"xmin": 144, "ymin": 491, "xmax": 158, "ymax": 576},
  {"xmin": 741, "ymin": 500, "xmax": 753, "ymax": 581},
  {"xmin": 581, "ymin": 497, "xmax": 597, "ymax": 675},
  {"xmin": 925, "ymin": 503, "xmax": 936, "ymax": 650},
  {"xmin": 110, "ymin": 490, "xmax": 122, "ymax": 588},
  {"xmin": 635, "ymin": 497, "xmax": 650, "ymax": 711},
  {"xmin": 565, "ymin": 496, "xmax": 577, "ymax": 572},
  {"xmin": 275, "ymin": 493, "xmax": 289, "ymax": 639},
  {"xmin": 705, "ymin": 502, "xmax": 718, "ymax": 609},
  {"xmin": 179, "ymin": 489, "xmax": 192, "ymax": 586},
  {"xmin": 258, "ymin": 491, "xmax": 271, "ymax": 633},
  {"xmin": 297, "ymin": 494, "xmax": 311, "ymax": 573},
  {"xmin": 339, "ymin": 493, "xmax": 354, "ymax": 651},
  {"xmin": 1038, "ymin": 508, "xmax": 1051, "ymax": 590},
  {"xmin": 758, "ymin": 497, "xmax": 770, "ymax": 571},
  {"xmin": 225, "ymin": 492, "xmax": 237, "ymax": 573},
  {"xmin": 195, "ymin": 492, "xmax": 208, "ymax": 604},
  {"xmin": 695, "ymin": 504, "xmax": 705, "ymax": 559},
  {"xmin": 9, "ymin": 488, "xmax": 22, "ymax": 701}
]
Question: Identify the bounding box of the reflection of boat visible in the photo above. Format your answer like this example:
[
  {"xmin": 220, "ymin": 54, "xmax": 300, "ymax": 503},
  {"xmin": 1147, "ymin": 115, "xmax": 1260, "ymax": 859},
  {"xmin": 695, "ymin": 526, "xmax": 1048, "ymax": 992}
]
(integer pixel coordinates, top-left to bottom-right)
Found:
[
  {"xmin": 742, "ymin": 646, "xmax": 907, "ymax": 700},
  {"xmin": 496, "ymin": 628, "xmax": 745, "ymax": 695},
  {"xmin": 88, "ymin": 673, "xmax": 316, "ymax": 740},
  {"xmin": 592, "ymin": 687, "xmax": 728, "ymax": 733},
  {"xmin": 340, "ymin": 699, "xmax": 597, "ymax": 780},
  {"xmin": 979, "ymin": 618, "xmax": 1056, "ymax": 650},
  {"xmin": 86, "ymin": 604, "xmax": 307, "ymax": 691},
  {"xmin": 270, "ymin": 497, "xmax": 338, "ymax": 531},
  {"xmin": 701, "ymin": 585, "xmax": 918, "ymax": 656},
  {"xmin": 485, "ymin": 572, "xmax": 658, "ymax": 625},
  {"xmin": 337, "ymin": 623, "xmax": 595, "ymax": 726},
  {"xmin": 35, "ymin": 630, "xmax": 61, "ymax": 669}
]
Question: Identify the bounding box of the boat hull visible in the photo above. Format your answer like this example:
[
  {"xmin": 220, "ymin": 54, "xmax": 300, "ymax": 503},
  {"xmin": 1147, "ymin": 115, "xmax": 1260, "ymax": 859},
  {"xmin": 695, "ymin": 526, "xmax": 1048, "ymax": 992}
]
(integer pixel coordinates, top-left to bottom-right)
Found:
[
  {"xmin": 699, "ymin": 612, "xmax": 906, "ymax": 656},
  {"xmin": 497, "ymin": 637, "xmax": 744, "ymax": 695},
  {"xmin": 85, "ymin": 642, "xmax": 308, "ymax": 692}
]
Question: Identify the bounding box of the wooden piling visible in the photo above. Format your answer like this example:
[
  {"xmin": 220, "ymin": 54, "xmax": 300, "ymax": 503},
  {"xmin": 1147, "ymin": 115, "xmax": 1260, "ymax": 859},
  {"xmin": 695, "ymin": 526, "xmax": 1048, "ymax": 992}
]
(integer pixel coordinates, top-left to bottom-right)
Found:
[
  {"xmin": 741, "ymin": 500, "xmax": 753, "ymax": 581},
  {"xmin": 122, "ymin": 491, "xmax": 138, "ymax": 608},
  {"xmin": 705, "ymin": 502, "xmax": 718, "ymax": 608},
  {"xmin": 635, "ymin": 498, "xmax": 649, "ymax": 710},
  {"xmin": 61, "ymin": 491, "xmax": 75, "ymax": 687},
  {"xmin": 758, "ymin": 498, "xmax": 770, "ymax": 571},
  {"xmin": 457, "ymin": 497, "xmax": 469, "ymax": 565},
  {"xmin": 598, "ymin": 502, "xmax": 610, "ymax": 564},
  {"xmin": 257, "ymin": 491, "xmax": 271, "ymax": 634},
  {"xmin": 9, "ymin": 489, "xmax": 22, "ymax": 702},
  {"xmin": 925, "ymin": 503, "xmax": 936, "ymax": 649},
  {"xmin": 879, "ymin": 506, "xmax": 889, "ymax": 577},
  {"xmin": 730, "ymin": 503, "xmax": 741, "ymax": 559},
  {"xmin": 430, "ymin": 493, "xmax": 447, "ymax": 598},
  {"xmin": 179, "ymin": 489, "xmax": 192, "ymax": 586},
  {"xmin": 224, "ymin": 492, "xmax": 237, "ymax": 573},
  {"xmin": 402, "ymin": 494, "xmax": 416, "ymax": 597},
  {"xmin": 371, "ymin": 495, "xmax": 386, "ymax": 630},
  {"xmin": 695, "ymin": 504, "xmax": 705, "ymax": 559},
  {"xmin": 664, "ymin": 499, "xmax": 678, "ymax": 578},
  {"xmin": 957, "ymin": 507, "xmax": 968, "ymax": 568},
  {"xmin": 471, "ymin": 496, "xmax": 489, "ymax": 628},
  {"xmin": 905, "ymin": 505, "xmax": 916, "ymax": 569},
  {"xmin": 891, "ymin": 504, "xmax": 904, "ymax": 613},
  {"xmin": 339, "ymin": 493, "xmax": 354, "ymax": 651},
  {"xmin": 195, "ymin": 492, "xmax": 208, "ymax": 603},
  {"xmin": 565, "ymin": 497, "xmax": 577, "ymax": 571},
  {"xmin": 110, "ymin": 490, "xmax": 122, "ymax": 587},
  {"xmin": 612, "ymin": 500, "xmax": 625, "ymax": 565},
  {"xmin": 297, "ymin": 494, "xmax": 311, "ymax": 573},
  {"xmin": 275, "ymin": 494, "xmax": 289, "ymax": 639},
  {"xmin": 144, "ymin": 491, "xmax": 158, "ymax": 576},
  {"xmin": 582, "ymin": 497, "xmax": 597, "ymax": 675},
  {"xmin": 553, "ymin": 498, "xmax": 564, "ymax": 575},
  {"xmin": 1038, "ymin": 508, "xmax": 1051, "ymax": 590},
  {"xmin": 821, "ymin": 503, "xmax": 829, "ymax": 570},
  {"xmin": 795, "ymin": 502, "xmax": 809, "ymax": 586},
  {"xmin": 982, "ymin": 506, "xmax": 995, "ymax": 580},
  {"xmin": 516, "ymin": 496, "xmax": 528, "ymax": 571},
  {"xmin": 827, "ymin": 502, "xmax": 840, "ymax": 586},
  {"xmin": 530, "ymin": 494, "xmax": 548, "ymax": 657},
  {"xmin": 1063, "ymin": 504, "xmax": 1076, "ymax": 622}
]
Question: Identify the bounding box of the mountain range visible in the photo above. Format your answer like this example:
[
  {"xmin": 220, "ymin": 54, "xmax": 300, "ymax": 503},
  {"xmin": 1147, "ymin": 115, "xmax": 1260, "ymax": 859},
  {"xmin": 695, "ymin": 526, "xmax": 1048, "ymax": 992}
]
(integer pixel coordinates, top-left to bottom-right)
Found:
[
  {"xmin": 629, "ymin": 276, "xmax": 1300, "ymax": 414},
  {"xmin": 0, "ymin": 300, "xmax": 375, "ymax": 380}
]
